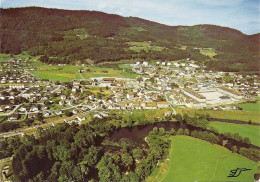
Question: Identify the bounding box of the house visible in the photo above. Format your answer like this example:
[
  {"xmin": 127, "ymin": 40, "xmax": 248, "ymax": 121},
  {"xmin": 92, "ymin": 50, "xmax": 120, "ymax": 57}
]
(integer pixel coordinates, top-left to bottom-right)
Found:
[
  {"xmin": 73, "ymin": 81, "xmax": 81, "ymax": 86},
  {"xmin": 61, "ymin": 95, "xmax": 66, "ymax": 100},
  {"xmin": 55, "ymin": 110, "xmax": 63, "ymax": 115},
  {"xmin": 68, "ymin": 99, "xmax": 74, "ymax": 105},
  {"xmin": 64, "ymin": 116, "xmax": 78, "ymax": 124},
  {"xmin": 43, "ymin": 112, "xmax": 51, "ymax": 117},
  {"xmin": 59, "ymin": 101, "xmax": 65, "ymax": 106},
  {"xmin": 218, "ymin": 87, "xmax": 243, "ymax": 99},
  {"xmin": 127, "ymin": 92, "xmax": 135, "ymax": 100},
  {"xmin": 75, "ymin": 114, "xmax": 85, "ymax": 122},
  {"xmin": 181, "ymin": 88, "xmax": 206, "ymax": 102},
  {"xmin": 144, "ymin": 102, "xmax": 157, "ymax": 109},
  {"xmin": 8, "ymin": 113, "xmax": 19, "ymax": 120},
  {"xmin": 28, "ymin": 113, "xmax": 38, "ymax": 119},
  {"xmin": 0, "ymin": 105, "xmax": 5, "ymax": 112},
  {"xmin": 30, "ymin": 106, "xmax": 39, "ymax": 112},
  {"xmin": 72, "ymin": 87, "xmax": 77, "ymax": 92},
  {"xmin": 157, "ymin": 101, "xmax": 170, "ymax": 108},
  {"xmin": 19, "ymin": 107, "xmax": 27, "ymax": 112},
  {"xmin": 143, "ymin": 62, "xmax": 148, "ymax": 66},
  {"xmin": 39, "ymin": 123, "xmax": 53, "ymax": 130},
  {"xmin": 103, "ymin": 78, "xmax": 115, "ymax": 82},
  {"xmin": 23, "ymin": 127, "xmax": 37, "ymax": 134},
  {"xmin": 53, "ymin": 119, "xmax": 64, "ymax": 126}
]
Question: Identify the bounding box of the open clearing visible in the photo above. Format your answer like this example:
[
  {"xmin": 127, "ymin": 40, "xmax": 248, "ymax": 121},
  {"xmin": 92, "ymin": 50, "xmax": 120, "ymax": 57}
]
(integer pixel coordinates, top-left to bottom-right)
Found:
[
  {"xmin": 127, "ymin": 41, "xmax": 164, "ymax": 53},
  {"xmin": 209, "ymin": 121, "xmax": 260, "ymax": 147},
  {"xmin": 176, "ymin": 107, "xmax": 260, "ymax": 124},
  {"xmin": 147, "ymin": 136, "xmax": 258, "ymax": 182},
  {"xmin": 200, "ymin": 48, "xmax": 217, "ymax": 58}
]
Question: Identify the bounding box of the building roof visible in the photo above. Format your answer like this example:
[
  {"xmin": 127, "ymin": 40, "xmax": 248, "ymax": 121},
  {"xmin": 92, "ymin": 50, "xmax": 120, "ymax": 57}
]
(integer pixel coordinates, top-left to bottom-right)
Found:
[
  {"xmin": 220, "ymin": 87, "xmax": 243, "ymax": 96},
  {"xmin": 183, "ymin": 88, "xmax": 206, "ymax": 99}
]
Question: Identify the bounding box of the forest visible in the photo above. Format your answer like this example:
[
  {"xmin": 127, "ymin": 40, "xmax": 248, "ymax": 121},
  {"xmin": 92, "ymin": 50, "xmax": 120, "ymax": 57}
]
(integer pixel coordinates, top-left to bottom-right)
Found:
[
  {"xmin": 1, "ymin": 112, "xmax": 260, "ymax": 181},
  {"xmin": 0, "ymin": 7, "xmax": 259, "ymax": 72}
]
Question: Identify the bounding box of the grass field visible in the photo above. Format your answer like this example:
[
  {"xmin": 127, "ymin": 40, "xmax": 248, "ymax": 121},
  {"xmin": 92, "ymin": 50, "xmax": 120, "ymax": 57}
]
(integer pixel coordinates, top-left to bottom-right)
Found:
[
  {"xmin": 127, "ymin": 41, "xmax": 164, "ymax": 53},
  {"xmin": 176, "ymin": 107, "xmax": 260, "ymax": 124},
  {"xmin": 200, "ymin": 48, "xmax": 217, "ymax": 58},
  {"xmin": 31, "ymin": 64, "xmax": 82, "ymax": 82},
  {"xmin": 81, "ymin": 66, "xmax": 137, "ymax": 79},
  {"xmin": 30, "ymin": 61, "xmax": 137, "ymax": 82},
  {"xmin": 209, "ymin": 121, "xmax": 260, "ymax": 147},
  {"xmin": 147, "ymin": 136, "xmax": 258, "ymax": 182},
  {"xmin": 0, "ymin": 53, "xmax": 11, "ymax": 62},
  {"xmin": 239, "ymin": 102, "xmax": 260, "ymax": 112}
]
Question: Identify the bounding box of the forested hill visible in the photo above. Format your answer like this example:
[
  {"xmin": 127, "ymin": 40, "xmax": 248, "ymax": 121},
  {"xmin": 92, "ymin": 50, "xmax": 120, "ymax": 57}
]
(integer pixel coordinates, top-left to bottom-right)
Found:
[{"xmin": 0, "ymin": 7, "xmax": 259, "ymax": 72}]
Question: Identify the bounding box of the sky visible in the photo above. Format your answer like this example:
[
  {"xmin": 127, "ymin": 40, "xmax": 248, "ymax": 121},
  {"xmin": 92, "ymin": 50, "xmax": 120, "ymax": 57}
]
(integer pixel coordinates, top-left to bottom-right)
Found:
[{"xmin": 0, "ymin": 0, "xmax": 259, "ymax": 35}]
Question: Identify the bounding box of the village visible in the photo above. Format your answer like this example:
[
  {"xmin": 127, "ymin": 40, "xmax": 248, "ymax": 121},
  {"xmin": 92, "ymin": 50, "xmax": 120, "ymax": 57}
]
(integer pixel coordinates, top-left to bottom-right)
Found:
[{"xmin": 0, "ymin": 57, "xmax": 259, "ymax": 139}]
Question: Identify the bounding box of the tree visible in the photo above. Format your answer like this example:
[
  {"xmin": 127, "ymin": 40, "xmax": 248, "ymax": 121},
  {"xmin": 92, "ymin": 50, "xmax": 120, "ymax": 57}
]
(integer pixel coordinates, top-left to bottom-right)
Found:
[
  {"xmin": 184, "ymin": 129, "xmax": 189, "ymax": 136},
  {"xmin": 169, "ymin": 128, "xmax": 175, "ymax": 135},
  {"xmin": 243, "ymin": 137, "xmax": 251, "ymax": 145},
  {"xmin": 64, "ymin": 111, "xmax": 73, "ymax": 117},
  {"xmin": 222, "ymin": 140, "xmax": 228, "ymax": 147},
  {"xmin": 232, "ymin": 146, "xmax": 237, "ymax": 153},
  {"xmin": 25, "ymin": 119, "xmax": 34, "ymax": 126},
  {"xmin": 174, "ymin": 114, "xmax": 182, "ymax": 121},
  {"xmin": 37, "ymin": 113, "xmax": 44, "ymax": 123},
  {"xmin": 133, "ymin": 148, "xmax": 143, "ymax": 160},
  {"xmin": 176, "ymin": 128, "xmax": 184, "ymax": 135},
  {"xmin": 97, "ymin": 155, "xmax": 121, "ymax": 182},
  {"xmin": 121, "ymin": 151, "xmax": 133, "ymax": 170}
]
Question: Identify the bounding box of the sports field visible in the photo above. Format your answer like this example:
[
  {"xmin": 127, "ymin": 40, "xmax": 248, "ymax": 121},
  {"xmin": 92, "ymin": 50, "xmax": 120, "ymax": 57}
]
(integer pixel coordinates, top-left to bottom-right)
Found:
[
  {"xmin": 209, "ymin": 121, "xmax": 260, "ymax": 147},
  {"xmin": 147, "ymin": 136, "xmax": 258, "ymax": 182}
]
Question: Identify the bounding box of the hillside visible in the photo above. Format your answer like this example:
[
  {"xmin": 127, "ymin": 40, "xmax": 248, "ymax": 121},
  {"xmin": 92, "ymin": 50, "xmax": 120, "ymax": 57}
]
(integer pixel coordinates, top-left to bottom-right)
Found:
[{"xmin": 0, "ymin": 7, "xmax": 259, "ymax": 72}]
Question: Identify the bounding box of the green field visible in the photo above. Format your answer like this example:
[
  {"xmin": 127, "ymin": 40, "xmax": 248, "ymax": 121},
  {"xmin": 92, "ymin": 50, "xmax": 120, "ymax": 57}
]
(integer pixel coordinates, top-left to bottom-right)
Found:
[
  {"xmin": 209, "ymin": 121, "xmax": 260, "ymax": 147},
  {"xmin": 30, "ymin": 61, "xmax": 137, "ymax": 82},
  {"xmin": 200, "ymin": 48, "xmax": 217, "ymax": 58},
  {"xmin": 127, "ymin": 41, "xmax": 164, "ymax": 53},
  {"xmin": 81, "ymin": 66, "xmax": 137, "ymax": 79},
  {"xmin": 147, "ymin": 136, "xmax": 258, "ymax": 182},
  {"xmin": 176, "ymin": 108, "xmax": 260, "ymax": 124},
  {"xmin": 0, "ymin": 53, "xmax": 11, "ymax": 62},
  {"xmin": 31, "ymin": 64, "xmax": 82, "ymax": 82},
  {"xmin": 239, "ymin": 102, "xmax": 260, "ymax": 112}
]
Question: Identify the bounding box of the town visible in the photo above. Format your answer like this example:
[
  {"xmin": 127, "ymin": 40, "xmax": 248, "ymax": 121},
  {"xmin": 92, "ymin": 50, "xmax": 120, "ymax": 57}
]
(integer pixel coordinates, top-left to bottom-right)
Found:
[{"xmin": 0, "ymin": 57, "xmax": 259, "ymax": 140}]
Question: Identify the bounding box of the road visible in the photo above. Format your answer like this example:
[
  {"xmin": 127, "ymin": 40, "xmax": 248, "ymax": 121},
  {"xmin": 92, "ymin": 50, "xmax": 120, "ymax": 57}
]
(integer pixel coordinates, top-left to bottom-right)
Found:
[
  {"xmin": 0, "ymin": 108, "xmax": 94, "ymax": 139},
  {"xmin": 0, "ymin": 104, "xmax": 22, "ymax": 116},
  {"xmin": 164, "ymin": 91, "xmax": 177, "ymax": 115}
]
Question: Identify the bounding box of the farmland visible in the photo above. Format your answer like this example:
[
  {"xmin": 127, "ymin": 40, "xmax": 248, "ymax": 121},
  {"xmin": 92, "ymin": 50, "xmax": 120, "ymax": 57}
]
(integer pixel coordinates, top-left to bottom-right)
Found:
[
  {"xmin": 200, "ymin": 48, "xmax": 217, "ymax": 58},
  {"xmin": 239, "ymin": 102, "xmax": 260, "ymax": 112},
  {"xmin": 147, "ymin": 136, "xmax": 258, "ymax": 182},
  {"xmin": 127, "ymin": 41, "xmax": 164, "ymax": 52},
  {"xmin": 30, "ymin": 61, "xmax": 137, "ymax": 82},
  {"xmin": 209, "ymin": 121, "xmax": 260, "ymax": 147},
  {"xmin": 176, "ymin": 107, "xmax": 260, "ymax": 124}
]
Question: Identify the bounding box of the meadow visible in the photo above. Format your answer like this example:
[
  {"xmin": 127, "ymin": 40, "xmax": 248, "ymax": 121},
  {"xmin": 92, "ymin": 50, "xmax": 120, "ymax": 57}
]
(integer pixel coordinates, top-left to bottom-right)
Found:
[
  {"xmin": 127, "ymin": 41, "xmax": 164, "ymax": 52},
  {"xmin": 200, "ymin": 48, "xmax": 217, "ymax": 58},
  {"xmin": 147, "ymin": 136, "xmax": 258, "ymax": 182},
  {"xmin": 175, "ymin": 107, "xmax": 260, "ymax": 124},
  {"xmin": 239, "ymin": 101, "xmax": 260, "ymax": 112},
  {"xmin": 0, "ymin": 53, "xmax": 11, "ymax": 62},
  {"xmin": 30, "ymin": 61, "xmax": 137, "ymax": 82},
  {"xmin": 209, "ymin": 121, "xmax": 260, "ymax": 147}
]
